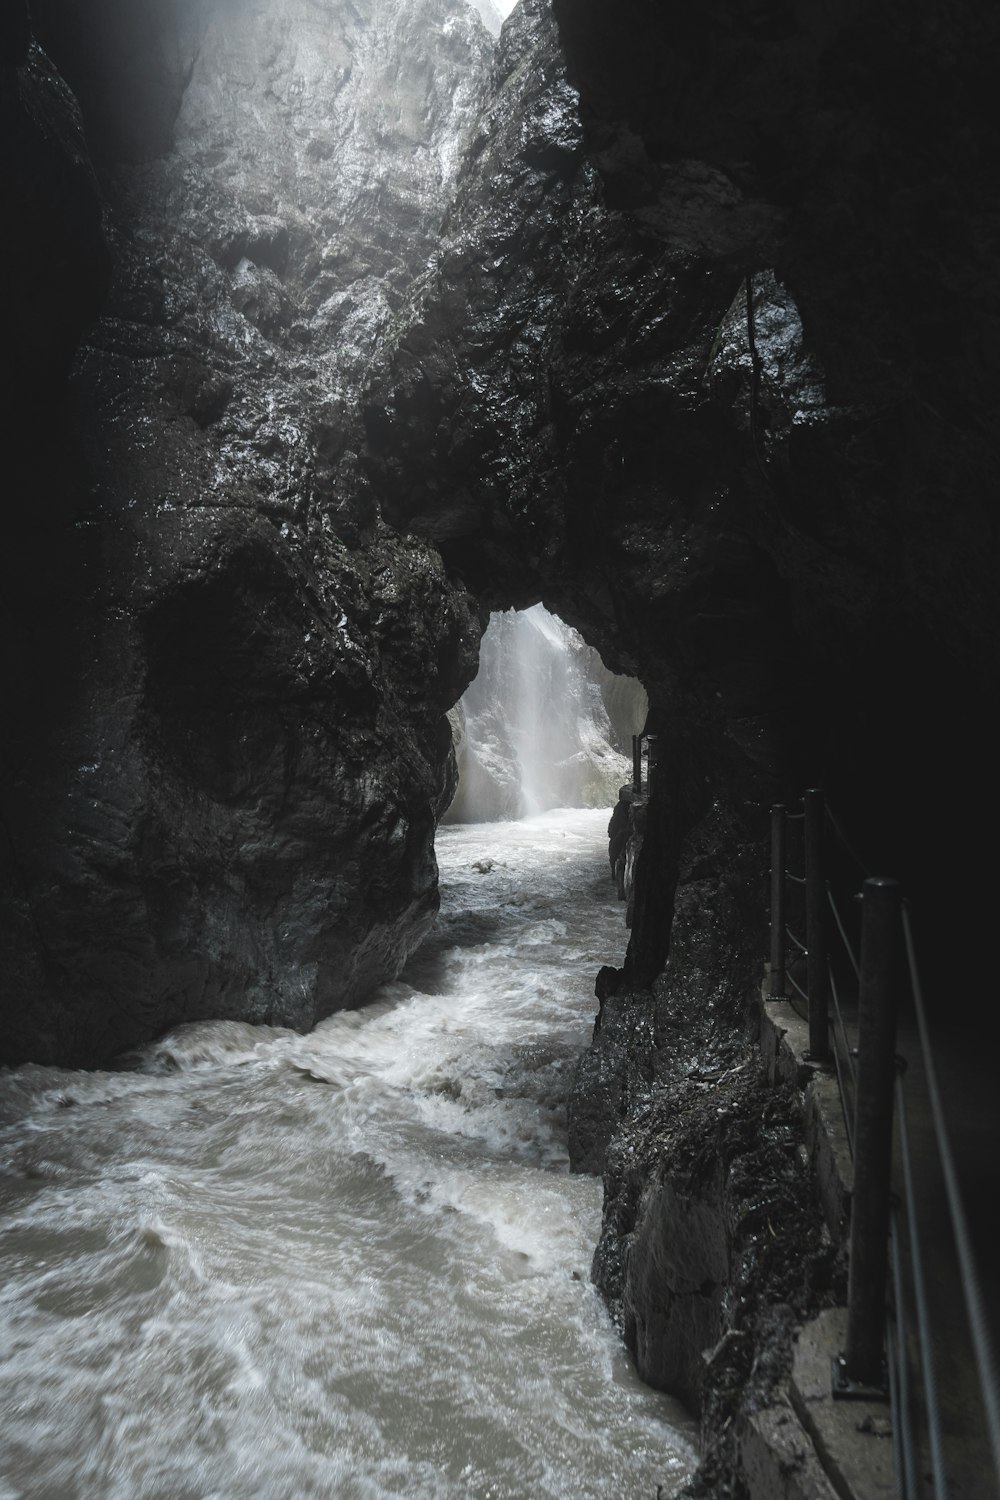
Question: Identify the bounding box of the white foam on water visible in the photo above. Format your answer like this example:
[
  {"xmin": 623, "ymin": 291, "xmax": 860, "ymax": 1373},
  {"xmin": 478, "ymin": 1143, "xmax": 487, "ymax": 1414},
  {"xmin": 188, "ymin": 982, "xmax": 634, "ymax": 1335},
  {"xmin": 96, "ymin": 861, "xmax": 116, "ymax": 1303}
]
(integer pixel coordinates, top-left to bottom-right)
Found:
[{"xmin": 0, "ymin": 810, "xmax": 697, "ymax": 1499}]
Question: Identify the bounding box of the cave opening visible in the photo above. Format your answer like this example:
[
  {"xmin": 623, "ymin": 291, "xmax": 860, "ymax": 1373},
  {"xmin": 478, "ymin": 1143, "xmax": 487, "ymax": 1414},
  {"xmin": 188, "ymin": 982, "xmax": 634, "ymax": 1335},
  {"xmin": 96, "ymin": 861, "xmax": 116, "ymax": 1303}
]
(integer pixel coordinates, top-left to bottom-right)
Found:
[{"xmin": 442, "ymin": 604, "xmax": 649, "ymax": 825}]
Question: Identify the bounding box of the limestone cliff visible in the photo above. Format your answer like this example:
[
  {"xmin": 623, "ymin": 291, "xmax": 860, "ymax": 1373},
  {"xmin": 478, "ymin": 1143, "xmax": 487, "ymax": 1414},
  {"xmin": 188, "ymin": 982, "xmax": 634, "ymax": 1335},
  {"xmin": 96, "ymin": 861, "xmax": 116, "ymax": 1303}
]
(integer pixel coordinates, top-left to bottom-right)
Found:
[
  {"xmin": 2, "ymin": 0, "xmax": 492, "ymax": 1066},
  {"xmin": 360, "ymin": 0, "xmax": 998, "ymax": 1486}
]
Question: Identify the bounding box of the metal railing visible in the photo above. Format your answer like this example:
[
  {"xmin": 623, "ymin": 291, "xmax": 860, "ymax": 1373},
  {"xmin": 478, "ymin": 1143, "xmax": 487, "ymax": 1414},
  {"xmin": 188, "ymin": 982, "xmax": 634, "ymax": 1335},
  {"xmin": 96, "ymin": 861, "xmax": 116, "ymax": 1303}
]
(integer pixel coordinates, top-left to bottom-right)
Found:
[{"xmin": 768, "ymin": 790, "xmax": 1000, "ymax": 1498}]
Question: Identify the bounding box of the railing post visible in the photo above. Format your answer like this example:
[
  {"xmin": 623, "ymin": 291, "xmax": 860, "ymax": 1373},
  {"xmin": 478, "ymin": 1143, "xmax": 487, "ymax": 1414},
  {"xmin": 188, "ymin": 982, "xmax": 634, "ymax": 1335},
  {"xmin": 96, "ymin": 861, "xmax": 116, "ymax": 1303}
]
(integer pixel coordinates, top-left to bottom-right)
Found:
[
  {"xmin": 632, "ymin": 735, "xmax": 642, "ymax": 794},
  {"xmin": 769, "ymin": 805, "xmax": 787, "ymax": 998},
  {"xmin": 804, "ymin": 788, "xmax": 829, "ymax": 1060},
  {"xmin": 842, "ymin": 876, "xmax": 901, "ymax": 1392}
]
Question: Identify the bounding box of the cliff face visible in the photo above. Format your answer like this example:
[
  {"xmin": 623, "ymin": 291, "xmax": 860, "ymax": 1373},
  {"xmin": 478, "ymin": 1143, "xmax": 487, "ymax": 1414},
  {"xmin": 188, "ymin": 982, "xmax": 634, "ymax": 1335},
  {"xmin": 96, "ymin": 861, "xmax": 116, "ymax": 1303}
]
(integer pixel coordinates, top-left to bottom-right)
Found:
[
  {"xmin": 4, "ymin": 0, "xmax": 989, "ymax": 1096},
  {"xmin": 367, "ymin": 0, "xmax": 1000, "ymax": 993},
  {"xmin": 16, "ymin": 0, "xmax": 990, "ymax": 1066},
  {"xmin": 2, "ymin": 0, "xmax": 491, "ymax": 1066},
  {"xmin": 549, "ymin": 0, "xmax": 1000, "ymax": 978},
  {"xmin": 3, "ymin": 0, "xmax": 996, "ymax": 1485},
  {"xmin": 359, "ymin": 0, "xmax": 998, "ymax": 1479},
  {"xmin": 364, "ymin": 0, "xmax": 825, "ymax": 995}
]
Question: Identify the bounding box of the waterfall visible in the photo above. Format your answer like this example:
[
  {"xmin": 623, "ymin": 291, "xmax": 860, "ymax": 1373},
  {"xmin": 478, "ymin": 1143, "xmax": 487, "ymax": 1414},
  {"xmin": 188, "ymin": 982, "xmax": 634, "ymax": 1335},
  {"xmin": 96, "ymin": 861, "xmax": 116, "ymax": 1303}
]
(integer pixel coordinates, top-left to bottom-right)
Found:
[{"xmin": 444, "ymin": 605, "xmax": 647, "ymax": 823}]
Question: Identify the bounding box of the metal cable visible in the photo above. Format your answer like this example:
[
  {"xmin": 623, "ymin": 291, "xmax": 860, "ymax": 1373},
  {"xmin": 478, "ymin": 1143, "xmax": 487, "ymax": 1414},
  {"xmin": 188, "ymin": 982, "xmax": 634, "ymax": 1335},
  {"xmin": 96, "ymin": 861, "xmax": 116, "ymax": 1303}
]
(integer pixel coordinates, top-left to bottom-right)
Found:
[
  {"xmin": 827, "ymin": 962, "xmax": 856, "ymax": 1154},
  {"xmin": 786, "ymin": 971, "xmax": 810, "ymax": 1005},
  {"xmin": 785, "ymin": 925, "xmax": 807, "ymax": 953},
  {"xmin": 786, "ymin": 870, "xmax": 807, "ymax": 885},
  {"xmin": 826, "ymin": 884, "xmax": 861, "ymax": 980},
  {"xmin": 885, "ymin": 1320, "xmax": 904, "ymax": 1500},
  {"xmin": 890, "ymin": 1201, "xmax": 918, "ymax": 1500},
  {"xmin": 896, "ymin": 1071, "xmax": 949, "ymax": 1499},
  {"xmin": 829, "ymin": 1025, "xmax": 855, "ymax": 1157},
  {"xmin": 825, "ymin": 802, "xmax": 872, "ymax": 877},
  {"xmin": 827, "ymin": 965, "xmax": 857, "ymax": 1088},
  {"xmin": 901, "ymin": 904, "xmax": 1000, "ymax": 1485}
]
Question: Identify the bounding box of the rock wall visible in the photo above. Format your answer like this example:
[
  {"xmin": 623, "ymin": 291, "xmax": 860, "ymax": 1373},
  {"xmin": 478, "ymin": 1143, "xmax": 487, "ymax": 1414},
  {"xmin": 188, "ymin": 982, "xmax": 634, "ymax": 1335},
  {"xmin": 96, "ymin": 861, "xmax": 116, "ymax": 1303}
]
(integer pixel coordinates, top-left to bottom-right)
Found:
[
  {"xmin": 366, "ymin": 0, "xmax": 1000, "ymax": 999},
  {"xmin": 549, "ymin": 0, "xmax": 1000, "ymax": 992},
  {"xmin": 360, "ymin": 1, "xmax": 998, "ymax": 1489},
  {"xmin": 4, "ymin": 4, "xmax": 997, "ymax": 1483},
  {"xmin": 2, "ymin": 0, "xmax": 493, "ymax": 1066},
  {"xmin": 364, "ymin": 0, "xmax": 816, "ymax": 1001}
]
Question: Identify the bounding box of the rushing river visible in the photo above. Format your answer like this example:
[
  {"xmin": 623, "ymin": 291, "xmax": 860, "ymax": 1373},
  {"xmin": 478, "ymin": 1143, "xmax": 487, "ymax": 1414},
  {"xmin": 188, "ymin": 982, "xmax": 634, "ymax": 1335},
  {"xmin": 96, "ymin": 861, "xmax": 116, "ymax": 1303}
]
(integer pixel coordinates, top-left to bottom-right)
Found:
[{"xmin": 0, "ymin": 810, "xmax": 697, "ymax": 1500}]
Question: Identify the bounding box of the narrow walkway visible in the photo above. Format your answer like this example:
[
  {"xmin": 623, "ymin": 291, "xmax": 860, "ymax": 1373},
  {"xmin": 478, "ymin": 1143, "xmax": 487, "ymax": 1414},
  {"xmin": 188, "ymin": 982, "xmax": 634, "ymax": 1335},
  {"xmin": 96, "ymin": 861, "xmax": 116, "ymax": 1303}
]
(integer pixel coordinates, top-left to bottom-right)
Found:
[{"xmin": 760, "ymin": 980, "xmax": 1000, "ymax": 1500}]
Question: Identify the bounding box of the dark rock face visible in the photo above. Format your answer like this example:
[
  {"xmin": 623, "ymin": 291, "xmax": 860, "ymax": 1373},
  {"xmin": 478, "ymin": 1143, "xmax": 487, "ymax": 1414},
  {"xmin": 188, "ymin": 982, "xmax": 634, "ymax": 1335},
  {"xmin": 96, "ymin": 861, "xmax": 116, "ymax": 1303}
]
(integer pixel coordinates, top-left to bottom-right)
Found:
[
  {"xmin": 367, "ymin": 0, "xmax": 1000, "ymax": 1000},
  {"xmin": 358, "ymin": 0, "xmax": 998, "ymax": 1484},
  {"xmin": 569, "ymin": 798, "xmax": 763, "ymax": 1172},
  {"xmin": 364, "ymin": 0, "xmax": 813, "ymax": 1009},
  {"xmin": 2, "ymin": 0, "xmax": 491, "ymax": 1067},
  {"xmin": 594, "ymin": 1065, "xmax": 844, "ymax": 1485},
  {"xmin": 2, "ymin": 23, "xmax": 110, "ymax": 393},
  {"xmin": 4, "ymin": 8, "xmax": 997, "ymax": 1484},
  {"xmin": 550, "ymin": 0, "xmax": 1000, "ymax": 978}
]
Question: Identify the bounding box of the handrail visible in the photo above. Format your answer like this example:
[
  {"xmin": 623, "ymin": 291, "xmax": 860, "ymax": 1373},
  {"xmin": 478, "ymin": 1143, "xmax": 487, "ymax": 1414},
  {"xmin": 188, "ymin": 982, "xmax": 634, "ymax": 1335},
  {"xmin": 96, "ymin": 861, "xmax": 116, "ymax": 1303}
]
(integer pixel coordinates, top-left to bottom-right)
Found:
[
  {"xmin": 902, "ymin": 905, "xmax": 1000, "ymax": 1483},
  {"xmin": 768, "ymin": 791, "xmax": 1000, "ymax": 1498},
  {"xmin": 895, "ymin": 1062, "xmax": 948, "ymax": 1497}
]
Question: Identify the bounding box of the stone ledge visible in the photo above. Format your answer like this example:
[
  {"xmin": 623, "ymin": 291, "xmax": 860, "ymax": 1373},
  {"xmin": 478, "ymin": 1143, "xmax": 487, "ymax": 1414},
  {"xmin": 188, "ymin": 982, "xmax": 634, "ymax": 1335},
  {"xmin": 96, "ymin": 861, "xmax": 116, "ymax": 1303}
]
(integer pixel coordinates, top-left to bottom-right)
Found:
[
  {"xmin": 742, "ymin": 979, "xmax": 892, "ymax": 1500},
  {"xmin": 790, "ymin": 1309, "xmax": 895, "ymax": 1500},
  {"xmin": 741, "ymin": 1399, "xmax": 842, "ymax": 1500},
  {"xmin": 757, "ymin": 972, "xmax": 853, "ymax": 1241}
]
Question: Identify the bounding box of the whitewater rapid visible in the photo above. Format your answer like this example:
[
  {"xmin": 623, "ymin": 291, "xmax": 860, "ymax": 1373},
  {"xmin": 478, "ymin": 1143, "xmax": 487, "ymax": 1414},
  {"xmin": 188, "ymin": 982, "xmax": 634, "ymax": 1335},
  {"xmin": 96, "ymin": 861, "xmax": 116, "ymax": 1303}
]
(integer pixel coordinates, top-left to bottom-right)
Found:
[{"xmin": 0, "ymin": 810, "xmax": 696, "ymax": 1500}]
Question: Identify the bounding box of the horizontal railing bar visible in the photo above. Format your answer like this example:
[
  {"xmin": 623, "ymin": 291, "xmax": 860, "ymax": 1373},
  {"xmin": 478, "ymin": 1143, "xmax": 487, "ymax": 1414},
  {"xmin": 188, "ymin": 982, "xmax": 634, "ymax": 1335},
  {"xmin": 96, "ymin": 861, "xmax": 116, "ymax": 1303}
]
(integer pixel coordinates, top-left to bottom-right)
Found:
[
  {"xmin": 827, "ymin": 885, "xmax": 861, "ymax": 979},
  {"xmin": 896, "ymin": 1070, "xmax": 948, "ymax": 1498},
  {"xmin": 785, "ymin": 925, "xmax": 807, "ymax": 952},
  {"xmin": 769, "ymin": 793, "xmax": 997, "ymax": 1497},
  {"xmin": 889, "ymin": 1202, "xmax": 917, "ymax": 1500},
  {"xmin": 901, "ymin": 905, "xmax": 1000, "ymax": 1485},
  {"xmin": 825, "ymin": 803, "xmax": 872, "ymax": 876},
  {"xmin": 786, "ymin": 971, "xmax": 810, "ymax": 1004}
]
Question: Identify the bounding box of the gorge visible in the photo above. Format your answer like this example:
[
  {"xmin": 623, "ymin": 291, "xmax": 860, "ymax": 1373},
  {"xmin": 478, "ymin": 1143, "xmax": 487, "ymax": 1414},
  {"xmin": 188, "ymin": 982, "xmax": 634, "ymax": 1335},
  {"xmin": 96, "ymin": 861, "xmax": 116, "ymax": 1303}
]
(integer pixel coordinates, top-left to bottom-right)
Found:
[
  {"xmin": 2, "ymin": 0, "xmax": 998, "ymax": 1495},
  {"xmin": 0, "ymin": 807, "xmax": 700, "ymax": 1500}
]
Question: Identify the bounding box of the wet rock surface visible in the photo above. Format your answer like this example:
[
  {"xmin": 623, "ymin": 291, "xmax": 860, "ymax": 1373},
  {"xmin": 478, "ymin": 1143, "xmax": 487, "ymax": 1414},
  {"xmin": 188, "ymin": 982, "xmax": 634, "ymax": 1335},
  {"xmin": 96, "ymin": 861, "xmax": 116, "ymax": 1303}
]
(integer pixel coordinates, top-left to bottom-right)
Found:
[
  {"xmin": 597, "ymin": 1067, "xmax": 847, "ymax": 1498},
  {"xmin": 368, "ymin": 0, "xmax": 1000, "ymax": 1001},
  {"xmin": 4, "ymin": 3, "xmax": 998, "ymax": 1487},
  {"xmin": 569, "ymin": 799, "xmax": 763, "ymax": 1173},
  {"xmin": 361, "ymin": 12, "xmax": 998, "ymax": 1478},
  {"xmin": 569, "ymin": 799, "xmax": 846, "ymax": 1494},
  {"xmin": 2, "ymin": 0, "xmax": 491, "ymax": 1066}
]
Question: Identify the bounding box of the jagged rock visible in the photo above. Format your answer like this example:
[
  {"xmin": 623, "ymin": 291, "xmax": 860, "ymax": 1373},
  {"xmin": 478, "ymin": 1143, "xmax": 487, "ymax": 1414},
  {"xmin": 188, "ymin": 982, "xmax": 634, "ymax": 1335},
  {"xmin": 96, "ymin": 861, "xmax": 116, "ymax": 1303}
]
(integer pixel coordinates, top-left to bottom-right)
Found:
[
  {"xmin": 366, "ymin": 0, "xmax": 1000, "ymax": 1006},
  {"xmin": 2, "ymin": 0, "xmax": 494, "ymax": 1066},
  {"xmin": 362, "ymin": 0, "xmax": 819, "ymax": 1011},
  {"xmin": 549, "ymin": 0, "xmax": 1000, "ymax": 986},
  {"xmin": 592, "ymin": 1069, "xmax": 844, "ymax": 1482},
  {"xmin": 3, "ymin": 2, "xmax": 997, "ymax": 1491}
]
